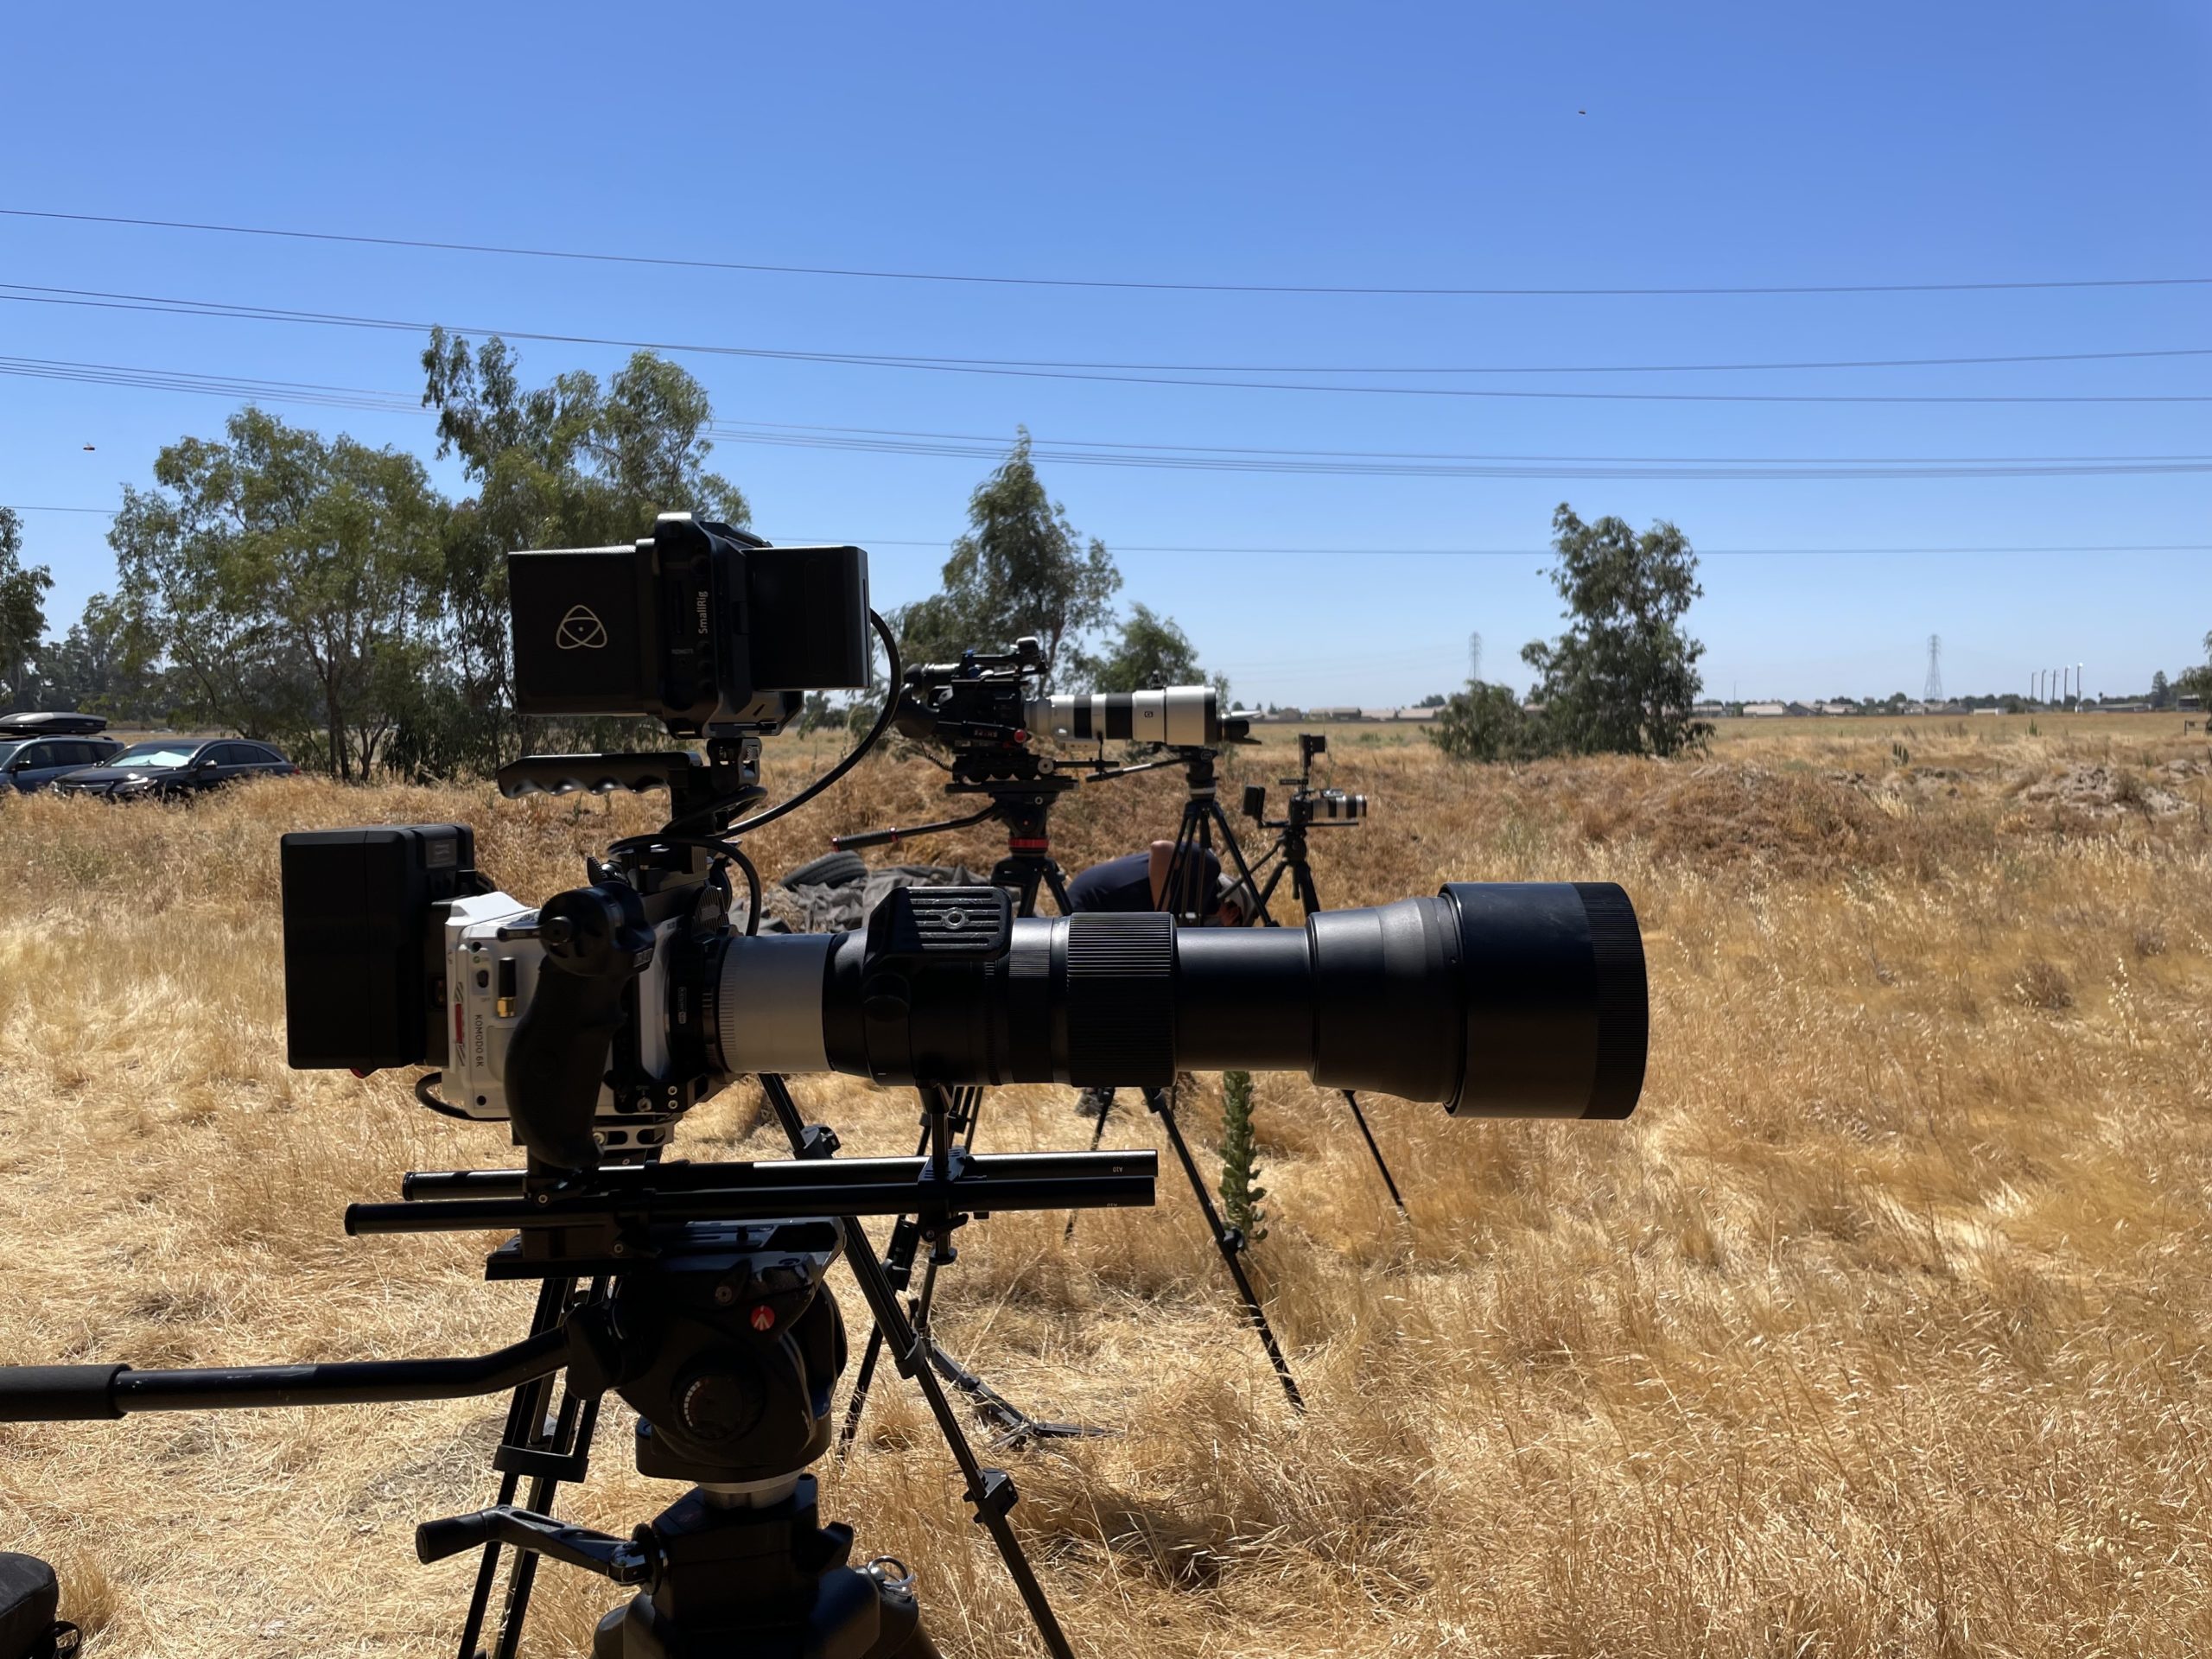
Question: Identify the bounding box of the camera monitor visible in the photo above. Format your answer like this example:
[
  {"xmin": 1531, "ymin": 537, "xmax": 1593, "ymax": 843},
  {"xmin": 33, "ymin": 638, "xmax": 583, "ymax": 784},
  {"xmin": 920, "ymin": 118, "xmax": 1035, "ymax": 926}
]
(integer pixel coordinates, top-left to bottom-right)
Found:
[{"xmin": 508, "ymin": 514, "xmax": 871, "ymax": 735}]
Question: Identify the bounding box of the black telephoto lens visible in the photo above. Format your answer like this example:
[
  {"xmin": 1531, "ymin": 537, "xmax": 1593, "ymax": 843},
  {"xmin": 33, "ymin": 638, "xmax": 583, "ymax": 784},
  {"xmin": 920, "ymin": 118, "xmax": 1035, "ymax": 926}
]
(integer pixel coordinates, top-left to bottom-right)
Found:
[{"xmin": 708, "ymin": 883, "xmax": 1646, "ymax": 1120}]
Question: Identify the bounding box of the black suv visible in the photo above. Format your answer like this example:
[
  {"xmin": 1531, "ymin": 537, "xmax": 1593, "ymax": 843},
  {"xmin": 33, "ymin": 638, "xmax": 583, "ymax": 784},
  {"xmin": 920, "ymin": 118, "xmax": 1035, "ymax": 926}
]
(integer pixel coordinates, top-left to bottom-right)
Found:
[
  {"xmin": 0, "ymin": 714, "xmax": 125, "ymax": 792},
  {"xmin": 54, "ymin": 738, "xmax": 298, "ymax": 800}
]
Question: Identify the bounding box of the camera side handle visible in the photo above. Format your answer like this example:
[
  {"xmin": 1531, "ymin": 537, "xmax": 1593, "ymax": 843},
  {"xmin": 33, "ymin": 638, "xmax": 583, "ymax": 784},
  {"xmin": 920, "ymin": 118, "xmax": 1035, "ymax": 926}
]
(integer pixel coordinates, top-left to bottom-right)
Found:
[
  {"xmin": 503, "ymin": 883, "xmax": 655, "ymax": 1174},
  {"xmin": 0, "ymin": 1365, "xmax": 127, "ymax": 1421}
]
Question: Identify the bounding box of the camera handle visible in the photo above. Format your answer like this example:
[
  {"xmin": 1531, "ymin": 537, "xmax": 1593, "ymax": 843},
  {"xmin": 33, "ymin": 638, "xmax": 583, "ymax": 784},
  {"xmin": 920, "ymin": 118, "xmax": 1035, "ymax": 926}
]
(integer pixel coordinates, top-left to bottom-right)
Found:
[{"xmin": 501, "ymin": 884, "xmax": 655, "ymax": 1173}]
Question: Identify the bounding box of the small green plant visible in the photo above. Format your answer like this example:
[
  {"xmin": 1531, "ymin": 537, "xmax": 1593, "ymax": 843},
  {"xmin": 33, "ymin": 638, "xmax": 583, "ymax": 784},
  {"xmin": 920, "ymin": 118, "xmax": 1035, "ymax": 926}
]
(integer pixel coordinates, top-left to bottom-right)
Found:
[
  {"xmin": 1218, "ymin": 1070, "xmax": 1268, "ymax": 1243},
  {"xmin": 1891, "ymin": 741, "xmax": 1911, "ymax": 768}
]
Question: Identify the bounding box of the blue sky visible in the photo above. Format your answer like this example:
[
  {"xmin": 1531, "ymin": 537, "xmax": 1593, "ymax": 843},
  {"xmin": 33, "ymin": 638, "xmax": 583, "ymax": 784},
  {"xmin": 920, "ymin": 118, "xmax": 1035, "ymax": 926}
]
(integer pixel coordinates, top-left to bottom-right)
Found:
[{"xmin": 2, "ymin": 1, "xmax": 2206, "ymax": 705}]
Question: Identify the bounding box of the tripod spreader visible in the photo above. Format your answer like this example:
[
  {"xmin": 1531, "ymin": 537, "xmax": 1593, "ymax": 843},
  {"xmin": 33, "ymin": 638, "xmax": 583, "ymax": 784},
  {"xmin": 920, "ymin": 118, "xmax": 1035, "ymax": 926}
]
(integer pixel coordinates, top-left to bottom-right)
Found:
[{"xmin": 416, "ymin": 1506, "xmax": 651, "ymax": 1583}]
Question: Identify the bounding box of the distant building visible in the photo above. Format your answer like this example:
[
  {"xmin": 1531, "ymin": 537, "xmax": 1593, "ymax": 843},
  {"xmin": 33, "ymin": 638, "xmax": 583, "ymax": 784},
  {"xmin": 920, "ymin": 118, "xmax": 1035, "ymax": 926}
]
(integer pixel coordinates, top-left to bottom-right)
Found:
[
  {"xmin": 1813, "ymin": 701, "xmax": 1858, "ymax": 716},
  {"xmin": 1741, "ymin": 701, "xmax": 1791, "ymax": 717}
]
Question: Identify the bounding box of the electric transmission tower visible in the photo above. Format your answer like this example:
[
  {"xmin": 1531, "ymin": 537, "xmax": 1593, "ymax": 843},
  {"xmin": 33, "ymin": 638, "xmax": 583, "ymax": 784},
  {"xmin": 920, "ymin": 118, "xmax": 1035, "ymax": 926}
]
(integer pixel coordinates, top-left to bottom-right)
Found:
[
  {"xmin": 1923, "ymin": 634, "xmax": 1943, "ymax": 704},
  {"xmin": 1468, "ymin": 631, "xmax": 1484, "ymax": 685}
]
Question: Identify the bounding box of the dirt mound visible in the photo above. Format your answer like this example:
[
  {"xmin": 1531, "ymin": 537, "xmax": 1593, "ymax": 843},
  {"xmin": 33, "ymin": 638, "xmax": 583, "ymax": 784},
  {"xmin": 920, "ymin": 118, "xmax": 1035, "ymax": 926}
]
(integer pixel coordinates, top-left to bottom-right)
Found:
[
  {"xmin": 2012, "ymin": 762, "xmax": 2191, "ymax": 818},
  {"xmin": 1585, "ymin": 763, "xmax": 1940, "ymax": 875}
]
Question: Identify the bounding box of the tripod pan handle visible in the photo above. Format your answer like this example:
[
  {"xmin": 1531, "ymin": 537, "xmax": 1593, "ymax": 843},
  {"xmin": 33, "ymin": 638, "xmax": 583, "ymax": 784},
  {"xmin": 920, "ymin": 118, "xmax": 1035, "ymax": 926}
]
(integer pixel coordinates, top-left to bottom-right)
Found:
[{"xmin": 0, "ymin": 1365, "xmax": 127, "ymax": 1421}]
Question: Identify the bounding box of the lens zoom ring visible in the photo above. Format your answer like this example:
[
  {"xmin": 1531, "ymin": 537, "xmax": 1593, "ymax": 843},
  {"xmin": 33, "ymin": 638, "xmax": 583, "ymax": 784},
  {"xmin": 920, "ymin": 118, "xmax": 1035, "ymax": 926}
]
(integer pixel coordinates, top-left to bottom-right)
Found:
[
  {"xmin": 1575, "ymin": 882, "xmax": 1649, "ymax": 1118},
  {"xmin": 1063, "ymin": 913, "xmax": 1175, "ymax": 1085}
]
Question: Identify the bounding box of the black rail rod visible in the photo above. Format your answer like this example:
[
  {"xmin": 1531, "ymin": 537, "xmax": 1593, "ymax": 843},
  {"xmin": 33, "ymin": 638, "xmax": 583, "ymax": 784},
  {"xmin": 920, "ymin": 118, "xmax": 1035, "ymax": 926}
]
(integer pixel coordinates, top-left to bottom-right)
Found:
[
  {"xmin": 351, "ymin": 1167, "xmax": 1155, "ymax": 1236},
  {"xmin": 398, "ymin": 1150, "xmax": 1143, "ymax": 1202}
]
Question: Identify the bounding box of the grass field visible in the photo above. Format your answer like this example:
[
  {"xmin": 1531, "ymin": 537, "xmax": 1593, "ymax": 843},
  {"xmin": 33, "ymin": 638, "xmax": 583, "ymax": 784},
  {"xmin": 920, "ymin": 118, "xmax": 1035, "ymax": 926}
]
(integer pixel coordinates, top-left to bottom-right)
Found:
[{"xmin": 4, "ymin": 714, "xmax": 2211, "ymax": 1656}]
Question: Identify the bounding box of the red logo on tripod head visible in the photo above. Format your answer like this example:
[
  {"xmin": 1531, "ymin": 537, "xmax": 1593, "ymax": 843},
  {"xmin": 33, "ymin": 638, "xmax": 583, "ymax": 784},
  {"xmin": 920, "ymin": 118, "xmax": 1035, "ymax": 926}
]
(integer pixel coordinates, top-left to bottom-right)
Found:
[{"xmin": 749, "ymin": 1305, "xmax": 776, "ymax": 1332}]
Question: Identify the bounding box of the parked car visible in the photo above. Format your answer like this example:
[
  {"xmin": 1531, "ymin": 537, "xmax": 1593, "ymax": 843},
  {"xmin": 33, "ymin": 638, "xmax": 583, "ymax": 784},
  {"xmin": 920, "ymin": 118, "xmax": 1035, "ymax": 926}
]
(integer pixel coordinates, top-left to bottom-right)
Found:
[
  {"xmin": 54, "ymin": 738, "xmax": 298, "ymax": 800},
  {"xmin": 0, "ymin": 713, "xmax": 126, "ymax": 792}
]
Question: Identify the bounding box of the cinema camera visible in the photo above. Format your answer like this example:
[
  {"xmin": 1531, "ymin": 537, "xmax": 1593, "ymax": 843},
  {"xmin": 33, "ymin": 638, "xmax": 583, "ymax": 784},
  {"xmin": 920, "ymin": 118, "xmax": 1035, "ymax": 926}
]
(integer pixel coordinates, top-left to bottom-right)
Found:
[
  {"xmin": 0, "ymin": 516, "xmax": 1650, "ymax": 1659},
  {"xmin": 894, "ymin": 636, "xmax": 1243, "ymax": 760},
  {"xmin": 840, "ymin": 633, "xmax": 1245, "ymax": 917}
]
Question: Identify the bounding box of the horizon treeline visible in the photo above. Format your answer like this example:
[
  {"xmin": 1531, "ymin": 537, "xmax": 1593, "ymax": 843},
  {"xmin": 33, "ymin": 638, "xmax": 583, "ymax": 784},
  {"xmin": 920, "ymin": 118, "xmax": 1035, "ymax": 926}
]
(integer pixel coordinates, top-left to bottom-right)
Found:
[{"xmin": 0, "ymin": 338, "xmax": 1216, "ymax": 779}]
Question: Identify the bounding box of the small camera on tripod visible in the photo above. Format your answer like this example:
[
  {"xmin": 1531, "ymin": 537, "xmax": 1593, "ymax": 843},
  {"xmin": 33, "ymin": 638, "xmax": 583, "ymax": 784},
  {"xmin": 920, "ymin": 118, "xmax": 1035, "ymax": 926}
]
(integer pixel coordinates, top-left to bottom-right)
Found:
[{"xmin": 1242, "ymin": 731, "xmax": 1368, "ymax": 830}]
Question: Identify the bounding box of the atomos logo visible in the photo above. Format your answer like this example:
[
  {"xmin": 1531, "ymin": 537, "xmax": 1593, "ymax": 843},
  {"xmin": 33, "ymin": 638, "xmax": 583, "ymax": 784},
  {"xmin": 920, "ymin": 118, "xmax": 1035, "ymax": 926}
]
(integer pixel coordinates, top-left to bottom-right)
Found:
[{"xmin": 556, "ymin": 605, "xmax": 608, "ymax": 651}]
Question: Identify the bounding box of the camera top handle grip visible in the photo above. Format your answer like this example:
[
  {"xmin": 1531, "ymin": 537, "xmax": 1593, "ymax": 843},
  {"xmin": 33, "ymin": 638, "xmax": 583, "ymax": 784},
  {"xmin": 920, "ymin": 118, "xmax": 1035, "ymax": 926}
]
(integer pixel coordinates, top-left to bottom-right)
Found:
[{"xmin": 497, "ymin": 752, "xmax": 731, "ymax": 799}]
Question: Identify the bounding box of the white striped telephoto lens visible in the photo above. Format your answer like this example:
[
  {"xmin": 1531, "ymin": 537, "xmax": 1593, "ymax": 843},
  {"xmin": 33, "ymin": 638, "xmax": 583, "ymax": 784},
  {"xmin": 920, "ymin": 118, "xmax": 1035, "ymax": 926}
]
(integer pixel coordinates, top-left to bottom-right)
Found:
[
  {"xmin": 1308, "ymin": 789, "xmax": 1367, "ymax": 822},
  {"xmin": 1025, "ymin": 687, "xmax": 1219, "ymax": 748}
]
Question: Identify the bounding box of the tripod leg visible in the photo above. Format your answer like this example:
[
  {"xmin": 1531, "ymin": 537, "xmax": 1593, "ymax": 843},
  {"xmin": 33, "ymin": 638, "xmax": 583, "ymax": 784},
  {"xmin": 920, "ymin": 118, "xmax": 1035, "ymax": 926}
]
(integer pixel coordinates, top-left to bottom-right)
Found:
[
  {"xmin": 1340, "ymin": 1091, "xmax": 1408, "ymax": 1217},
  {"xmin": 839, "ymin": 1323, "xmax": 890, "ymax": 1455},
  {"xmin": 488, "ymin": 1382, "xmax": 605, "ymax": 1659},
  {"xmin": 837, "ymin": 1116, "xmax": 936, "ymax": 1454},
  {"xmin": 1144, "ymin": 1086, "xmax": 1306, "ymax": 1414},
  {"xmin": 1063, "ymin": 1090, "xmax": 1117, "ymax": 1241},
  {"xmin": 836, "ymin": 1087, "xmax": 1078, "ymax": 1450},
  {"xmin": 760, "ymin": 1075, "xmax": 1077, "ymax": 1659},
  {"xmin": 455, "ymin": 1279, "xmax": 563, "ymax": 1659},
  {"xmin": 1288, "ymin": 859, "xmax": 1410, "ymax": 1215},
  {"xmin": 459, "ymin": 1274, "xmax": 608, "ymax": 1659},
  {"xmin": 1207, "ymin": 802, "xmax": 1275, "ymax": 925},
  {"xmin": 1040, "ymin": 864, "xmax": 1072, "ymax": 918},
  {"xmin": 1252, "ymin": 857, "xmax": 1291, "ymax": 927}
]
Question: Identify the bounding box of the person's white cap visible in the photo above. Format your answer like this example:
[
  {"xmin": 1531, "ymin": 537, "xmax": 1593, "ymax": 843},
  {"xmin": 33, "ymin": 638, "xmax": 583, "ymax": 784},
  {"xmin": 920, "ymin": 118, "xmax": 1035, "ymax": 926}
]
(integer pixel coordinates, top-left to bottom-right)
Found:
[{"xmin": 1217, "ymin": 872, "xmax": 1262, "ymax": 924}]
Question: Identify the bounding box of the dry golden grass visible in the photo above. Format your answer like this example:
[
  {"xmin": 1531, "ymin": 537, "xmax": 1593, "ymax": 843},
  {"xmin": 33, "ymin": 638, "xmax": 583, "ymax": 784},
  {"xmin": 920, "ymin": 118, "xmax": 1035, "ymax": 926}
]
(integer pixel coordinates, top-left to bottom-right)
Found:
[{"xmin": 4, "ymin": 712, "xmax": 2212, "ymax": 1656}]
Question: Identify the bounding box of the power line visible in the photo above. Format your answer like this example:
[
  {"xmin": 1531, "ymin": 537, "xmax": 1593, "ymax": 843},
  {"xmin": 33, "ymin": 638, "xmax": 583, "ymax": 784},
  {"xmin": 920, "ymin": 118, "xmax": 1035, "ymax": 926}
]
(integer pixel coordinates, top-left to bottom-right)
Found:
[
  {"xmin": 0, "ymin": 356, "xmax": 418, "ymax": 416},
  {"xmin": 8, "ymin": 505, "xmax": 2201, "ymax": 559},
  {"xmin": 11, "ymin": 356, "xmax": 2208, "ymax": 483},
  {"xmin": 823, "ymin": 541, "xmax": 2212, "ymax": 558},
  {"xmin": 8, "ymin": 207, "xmax": 2209, "ymax": 299},
  {"xmin": 5, "ymin": 284, "xmax": 2209, "ymax": 404},
  {"xmin": 721, "ymin": 417, "xmax": 2212, "ymax": 467},
  {"xmin": 15, "ymin": 356, "xmax": 2212, "ymax": 472},
  {"xmin": 710, "ymin": 423, "xmax": 2212, "ymax": 480}
]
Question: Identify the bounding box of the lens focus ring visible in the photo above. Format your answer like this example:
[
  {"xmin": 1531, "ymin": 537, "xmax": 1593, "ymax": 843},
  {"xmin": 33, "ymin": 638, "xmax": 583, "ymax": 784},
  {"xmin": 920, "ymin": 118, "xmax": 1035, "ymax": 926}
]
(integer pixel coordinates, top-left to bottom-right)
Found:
[{"xmin": 1061, "ymin": 913, "xmax": 1175, "ymax": 1085}]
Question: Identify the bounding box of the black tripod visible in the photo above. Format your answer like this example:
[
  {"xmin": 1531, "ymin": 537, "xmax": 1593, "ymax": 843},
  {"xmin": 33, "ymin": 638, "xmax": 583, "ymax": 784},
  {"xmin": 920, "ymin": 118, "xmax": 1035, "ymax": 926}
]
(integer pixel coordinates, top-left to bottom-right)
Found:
[
  {"xmin": 830, "ymin": 753, "xmax": 1090, "ymax": 1448},
  {"xmin": 0, "ymin": 1118, "xmax": 1158, "ymax": 1659},
  {"xmin": 1087, "ymin": 740, "xmax": 1408, "ymax": 1220},
  {"xmin": 1153, "ymin": 746, "xmax": 1274, "ymax": 926},
  {"xmin": 1236, "ymin": 738, "xmax": 1407, "ymax": 1217}
]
